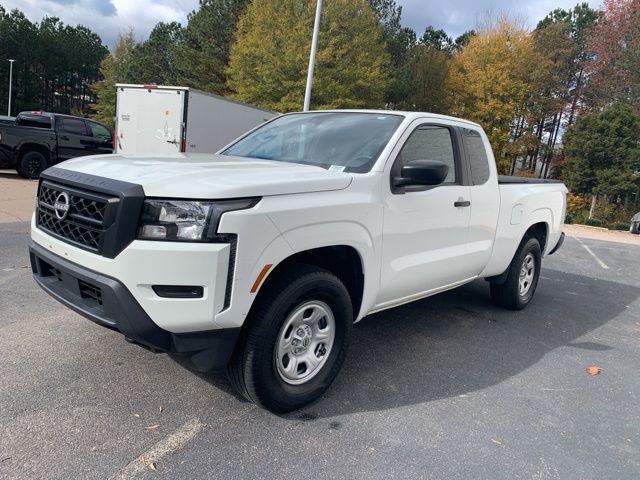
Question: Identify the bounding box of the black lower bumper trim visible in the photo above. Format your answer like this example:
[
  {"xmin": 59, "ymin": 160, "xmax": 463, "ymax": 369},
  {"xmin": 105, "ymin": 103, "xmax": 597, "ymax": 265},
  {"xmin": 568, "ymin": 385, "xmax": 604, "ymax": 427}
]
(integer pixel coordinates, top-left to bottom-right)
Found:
[{"xmin": 29, "ymin": 241, "xmax": 239, "ymax": 372}]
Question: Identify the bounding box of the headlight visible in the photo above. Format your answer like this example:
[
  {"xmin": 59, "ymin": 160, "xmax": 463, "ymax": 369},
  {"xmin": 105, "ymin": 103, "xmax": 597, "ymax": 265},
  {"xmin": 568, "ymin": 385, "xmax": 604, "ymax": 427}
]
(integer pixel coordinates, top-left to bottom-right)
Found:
[{"xmin": 137, "ymin": 198, "xmax": 259, "ymax": 242}]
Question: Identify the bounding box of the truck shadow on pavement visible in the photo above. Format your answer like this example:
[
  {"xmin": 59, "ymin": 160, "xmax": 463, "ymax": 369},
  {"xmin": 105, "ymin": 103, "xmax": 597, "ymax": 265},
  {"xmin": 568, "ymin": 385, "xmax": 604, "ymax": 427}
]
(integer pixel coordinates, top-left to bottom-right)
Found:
[
  {"xmin": 292, "ymin": 267, "xmax": 638, "ymax": 418},
  {"xmin": 182, "ymin": 268, "xmax": 638, "ymax": 418}
]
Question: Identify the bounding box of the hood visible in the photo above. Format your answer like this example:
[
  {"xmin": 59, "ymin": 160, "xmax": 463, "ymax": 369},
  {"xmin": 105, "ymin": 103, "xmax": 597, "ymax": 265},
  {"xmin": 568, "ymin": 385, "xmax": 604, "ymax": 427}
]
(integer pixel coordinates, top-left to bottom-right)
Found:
[{"xmin": 55, "ymin": 153, "xmax": 353, "ymax": 198}]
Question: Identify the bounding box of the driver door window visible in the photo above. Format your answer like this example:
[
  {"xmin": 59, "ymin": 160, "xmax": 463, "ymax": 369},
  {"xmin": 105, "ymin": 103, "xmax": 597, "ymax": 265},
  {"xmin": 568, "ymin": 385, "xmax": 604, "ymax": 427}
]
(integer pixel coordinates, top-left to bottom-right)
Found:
[{"xmin": 398, "ymin": 126, "xmax": 457, "ymax": 183}]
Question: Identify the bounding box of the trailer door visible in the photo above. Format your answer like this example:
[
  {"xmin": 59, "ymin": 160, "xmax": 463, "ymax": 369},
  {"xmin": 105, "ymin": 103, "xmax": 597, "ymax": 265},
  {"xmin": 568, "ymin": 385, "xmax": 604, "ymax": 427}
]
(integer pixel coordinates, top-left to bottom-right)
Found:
[{"xmin": 116, "ymin": 87, "xmax": 185, "ymax": 155}]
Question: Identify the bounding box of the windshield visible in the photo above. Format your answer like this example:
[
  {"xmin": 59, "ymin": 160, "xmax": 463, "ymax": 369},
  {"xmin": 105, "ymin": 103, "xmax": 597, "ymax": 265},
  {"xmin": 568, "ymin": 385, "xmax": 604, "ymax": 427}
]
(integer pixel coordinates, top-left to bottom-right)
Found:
[{"xmin": 222, "ymin": 112, "xmax": 404, "ymax": 173}]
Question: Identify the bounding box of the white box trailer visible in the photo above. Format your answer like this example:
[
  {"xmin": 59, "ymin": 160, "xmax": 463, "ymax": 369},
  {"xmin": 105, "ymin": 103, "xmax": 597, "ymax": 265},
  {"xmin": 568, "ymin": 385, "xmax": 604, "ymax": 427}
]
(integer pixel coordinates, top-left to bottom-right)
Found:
[{"xmin": 114, "ymin": 84, "xmax": 276, "ymax": 155}]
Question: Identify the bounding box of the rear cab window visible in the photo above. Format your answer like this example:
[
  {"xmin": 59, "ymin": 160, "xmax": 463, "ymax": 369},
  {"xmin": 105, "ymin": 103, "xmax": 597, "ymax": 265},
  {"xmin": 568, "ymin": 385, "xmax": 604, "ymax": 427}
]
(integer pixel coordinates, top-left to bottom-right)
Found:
[
  {"xmin": 461, "ymin": 128, "xmax": 491, "ymax": 185},
  {"xmin": 16, "ymin": 113, "xmax": 52, "ymax": 129}
]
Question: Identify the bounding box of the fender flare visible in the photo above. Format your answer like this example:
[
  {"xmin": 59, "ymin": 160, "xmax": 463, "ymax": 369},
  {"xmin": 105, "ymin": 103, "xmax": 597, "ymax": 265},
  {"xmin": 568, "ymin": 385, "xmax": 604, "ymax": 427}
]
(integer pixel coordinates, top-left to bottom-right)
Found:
[{"xmin": 486, "ymin": 211, "xmax": 552, "ymax": 285}]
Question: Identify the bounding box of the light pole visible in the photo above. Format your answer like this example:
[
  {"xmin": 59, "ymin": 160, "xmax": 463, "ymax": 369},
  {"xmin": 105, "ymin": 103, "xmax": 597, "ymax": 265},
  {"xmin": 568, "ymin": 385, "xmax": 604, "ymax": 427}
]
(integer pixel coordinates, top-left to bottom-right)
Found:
[
  {"xmin": 7, "ymin": 59, "xmax": 15, "ymax": 117},
  {"xmin": 303, "ymin": 0, "xmax": 322, "ymax": 112}
]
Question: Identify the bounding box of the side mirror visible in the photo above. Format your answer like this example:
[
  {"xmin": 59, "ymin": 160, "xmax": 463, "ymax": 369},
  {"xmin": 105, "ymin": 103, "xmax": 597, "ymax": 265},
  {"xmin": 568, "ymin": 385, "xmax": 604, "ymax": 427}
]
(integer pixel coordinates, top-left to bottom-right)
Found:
[{"xmin": 393, "ymin": 160, "xmax": 449, "ymax": 189}]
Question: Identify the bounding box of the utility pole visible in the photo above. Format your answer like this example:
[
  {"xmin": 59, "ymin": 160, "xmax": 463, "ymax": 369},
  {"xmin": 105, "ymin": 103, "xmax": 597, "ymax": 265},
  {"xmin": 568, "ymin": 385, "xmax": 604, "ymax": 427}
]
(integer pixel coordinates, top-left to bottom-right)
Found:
[
  {"xmin": 7, "ymin": 59, "xmax": 15, "ymax": 116},
  {"xmin": 303, "ymin": 0, "xmax": 322, "ymax": 112}
]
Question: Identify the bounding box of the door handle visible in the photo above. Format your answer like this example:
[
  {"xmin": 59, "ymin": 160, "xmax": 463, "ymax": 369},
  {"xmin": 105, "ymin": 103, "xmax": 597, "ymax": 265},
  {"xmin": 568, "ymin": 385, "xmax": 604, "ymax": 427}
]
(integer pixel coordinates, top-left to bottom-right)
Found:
[
  {"xmin": 454, "ymin": 199, "xmax": 471, "ymax": 208},
  {"xmin": 60, "ymin": 135, "xmax": 69, "ymax": 140}
]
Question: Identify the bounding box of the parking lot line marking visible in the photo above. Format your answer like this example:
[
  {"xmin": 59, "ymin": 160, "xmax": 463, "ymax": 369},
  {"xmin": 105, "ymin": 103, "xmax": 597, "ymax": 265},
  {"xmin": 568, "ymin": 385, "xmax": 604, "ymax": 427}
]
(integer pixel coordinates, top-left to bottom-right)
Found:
[
  {"xmin": 572, "ymin": 236, "xmax": 609, "ymax": 270},
  {"xmin": 109, "ymin": 419, "xmax": 204, "ymax": 480}
]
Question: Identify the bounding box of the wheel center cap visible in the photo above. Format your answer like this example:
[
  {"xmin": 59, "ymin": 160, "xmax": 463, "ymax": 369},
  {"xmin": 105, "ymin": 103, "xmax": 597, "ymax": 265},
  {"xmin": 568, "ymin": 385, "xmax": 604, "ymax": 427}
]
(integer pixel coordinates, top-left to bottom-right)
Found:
[{"xmin": 292, "ymin": 325, "xmax": 313, "ymax": 354}]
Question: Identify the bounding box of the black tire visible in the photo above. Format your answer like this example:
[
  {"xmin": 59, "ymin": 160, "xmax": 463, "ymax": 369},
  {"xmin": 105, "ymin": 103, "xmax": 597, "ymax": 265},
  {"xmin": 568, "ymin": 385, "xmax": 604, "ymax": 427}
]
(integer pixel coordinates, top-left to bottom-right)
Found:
[
  {"xmin": 228, "ymin": 264, "xmax": 353, "ymax": 413},
  {"xmin": 631, "ymin": 222, "xmax": 640, "ymax": 234},
  {"xmin": 18, "ymin": 151, "xmax": 47, "ymax": 179},
  {"xmin": 490, "ymin": 237, "xmax": 542, "ymax": 310}
]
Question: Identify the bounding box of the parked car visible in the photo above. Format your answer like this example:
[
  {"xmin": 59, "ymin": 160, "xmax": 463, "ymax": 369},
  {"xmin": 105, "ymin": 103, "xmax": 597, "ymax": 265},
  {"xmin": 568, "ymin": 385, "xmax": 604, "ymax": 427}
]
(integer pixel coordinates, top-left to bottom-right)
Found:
[
  {"xmin": 115, "ymin": 84, "xmax": 276, "ymax": 155},
  {"xmin": 0, "ymin": 115, "xmax": 15, "ymax": 125},
  {"xmin": 29, "ymin": 110, "xmax": 567, "ymax": 412},
  {"xmin": 0, "ymin": 111, "xmax": 113, "ymax": 179},
  {"xmin": 631, "ymin": 212, "xmax": 640, "ymax": 234}
]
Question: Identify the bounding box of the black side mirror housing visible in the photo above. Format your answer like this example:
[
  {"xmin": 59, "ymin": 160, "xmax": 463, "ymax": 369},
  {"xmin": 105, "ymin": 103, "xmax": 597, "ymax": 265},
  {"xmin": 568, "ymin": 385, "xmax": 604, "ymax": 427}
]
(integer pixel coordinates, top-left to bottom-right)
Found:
[{"xmin": 393, "ymin": 160, "xmax": 449, "ymax": 189}]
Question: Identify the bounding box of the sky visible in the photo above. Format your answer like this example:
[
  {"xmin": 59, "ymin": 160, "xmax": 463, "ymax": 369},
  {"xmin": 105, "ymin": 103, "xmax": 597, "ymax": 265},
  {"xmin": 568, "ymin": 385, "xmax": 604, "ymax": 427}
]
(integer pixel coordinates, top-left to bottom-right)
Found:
[{"xmin": 2, "ymin": 0, "xmax": 602, "ymax": 47}]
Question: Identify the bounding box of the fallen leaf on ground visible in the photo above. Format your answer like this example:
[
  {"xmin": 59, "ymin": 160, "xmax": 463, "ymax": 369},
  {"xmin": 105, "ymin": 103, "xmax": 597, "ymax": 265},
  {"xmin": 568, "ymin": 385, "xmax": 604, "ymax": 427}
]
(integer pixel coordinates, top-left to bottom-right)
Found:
[
  {"xmin": 148, "ymin": 462, "xmax": 156, "ymax": 471},
  {"xmin": 490, "ymin": 437, "xmax": 503, "ymax": 445},
  {"xmin": 144, "ymin": 424, "xmax": 160, "ymax": 431},
  {"xmin": 133, "ymin": 413, "xmax": 140, "ymax": 418},
  {"xmin": 585, "ymin": 365, "xmax": 603, "ymax": 376},
  {"xmin": 139, "ymin": 455, "xmax": 145, "ymax": 464},
  {"xmin": 159, "ymin": 406, "xmax": 163, "ymax": 413}
]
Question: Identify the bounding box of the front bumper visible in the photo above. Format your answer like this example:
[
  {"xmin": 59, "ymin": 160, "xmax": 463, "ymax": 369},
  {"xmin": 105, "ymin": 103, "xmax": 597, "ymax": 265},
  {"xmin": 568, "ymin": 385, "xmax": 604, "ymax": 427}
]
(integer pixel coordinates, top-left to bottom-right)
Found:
[
  {"xmin": 30, "ymin": 241, "xmax": 240, "ymax": 372},
  {"xmin": 31, "ymin": 215, "xmax": 231, "ymax": 333}
]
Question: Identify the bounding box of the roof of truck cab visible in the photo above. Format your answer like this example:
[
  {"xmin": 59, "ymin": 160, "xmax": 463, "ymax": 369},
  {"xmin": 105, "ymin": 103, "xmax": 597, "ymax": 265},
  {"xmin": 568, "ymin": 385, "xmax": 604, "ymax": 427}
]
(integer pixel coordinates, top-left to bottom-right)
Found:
[{"xmin": 293, "ymin": 109, "xmax": 482, "ymax": 128}]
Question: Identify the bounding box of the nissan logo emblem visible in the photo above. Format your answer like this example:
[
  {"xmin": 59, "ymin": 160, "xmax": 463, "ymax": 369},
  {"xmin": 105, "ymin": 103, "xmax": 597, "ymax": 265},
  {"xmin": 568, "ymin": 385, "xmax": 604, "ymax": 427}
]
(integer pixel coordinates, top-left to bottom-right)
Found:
[{"xmin": 53, "ymin": 192, "xmax": 70, "ymax": 220}]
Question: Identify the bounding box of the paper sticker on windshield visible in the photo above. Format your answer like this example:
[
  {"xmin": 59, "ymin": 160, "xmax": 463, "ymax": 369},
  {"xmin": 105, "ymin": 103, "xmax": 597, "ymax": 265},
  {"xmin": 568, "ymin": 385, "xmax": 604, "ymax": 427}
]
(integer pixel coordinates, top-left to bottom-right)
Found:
[{"xmin": 328, "ymin": 165, "xmax": 346, "ymax": 172}]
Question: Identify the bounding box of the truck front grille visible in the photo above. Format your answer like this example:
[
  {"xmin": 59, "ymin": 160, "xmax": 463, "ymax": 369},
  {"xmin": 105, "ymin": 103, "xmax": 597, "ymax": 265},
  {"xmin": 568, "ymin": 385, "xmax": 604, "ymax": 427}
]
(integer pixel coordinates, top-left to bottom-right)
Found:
[
  {"xmin": 37, "ymin": 181, "xmax": 116, "ymax": 253},
  {"xmin": 36, "ymin": 168, "xmax": 146, "ymax": 259}
]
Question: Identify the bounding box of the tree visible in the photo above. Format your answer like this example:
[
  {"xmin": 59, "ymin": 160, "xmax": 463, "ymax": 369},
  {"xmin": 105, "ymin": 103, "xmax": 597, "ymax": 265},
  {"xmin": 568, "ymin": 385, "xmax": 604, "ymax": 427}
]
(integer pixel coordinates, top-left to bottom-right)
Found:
[
  {"xmin": 446, "ymin": 18, "xmax": 540, "ymax": 173},
  {"xmin": 130, "ymin": 22, "xmax": 183, "ymax": 85},
  {"xmin": 537, "ymin": 3, "xmax": 597, "ymax": 126},
  {"xmin": 176, "ymin": 0, "xmax": 250, "ymax": 94},
  {"xmin": 394, "ymin": 27, "xmax": 454, "ymax": 114},
  {"xmin": 368, "ymin": 0, "xmax": 411, "ymax": 105},
  {"xmin": 454, "ymin": 30, "xmax": 475, "ymax": 50},
  {"xmin": 563, "ymin": 103, "xmax": 640, "ymax": 217},
  {"xmin": 227, "ymin": 0, "xmax": 390, "ymax": 111},
  {"xmin": 585, "ymin": 0, "xmax": 640, "ymax": 111},
  {"xmin": 89, "ymin": 31, "xmax": 137, "ymax": 129},
  {"xmin": 420, "ymin": 26, "xmax": 454, "ymax": 53},
  {"xmin": 0, "ymin": 6, "xmax": 107, "ymax": 115},
  {"xmin": 526, "ymin": 18, "xmax": 575, "ymax": 177}
]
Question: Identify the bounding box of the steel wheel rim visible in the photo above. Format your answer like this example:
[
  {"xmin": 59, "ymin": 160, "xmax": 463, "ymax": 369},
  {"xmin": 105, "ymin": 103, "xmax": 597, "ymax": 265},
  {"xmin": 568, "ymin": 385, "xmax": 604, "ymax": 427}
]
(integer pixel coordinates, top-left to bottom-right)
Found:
[
  {"xmin": 519, "ymin": 253, "xmax": 535, "ymax": 296},
  {"xmin": 26, "ymin": 157, "xmax": 40, "ymax": 178},
  {"xmin": 274, "ymin": 300, "xmax": 336, "ymax": 385}
]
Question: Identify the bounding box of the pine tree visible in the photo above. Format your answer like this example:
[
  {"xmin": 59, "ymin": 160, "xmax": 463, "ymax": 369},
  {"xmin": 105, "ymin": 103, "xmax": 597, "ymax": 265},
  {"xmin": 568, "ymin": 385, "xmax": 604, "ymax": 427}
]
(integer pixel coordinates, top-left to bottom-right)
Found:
[{"xmin": 176, "ymin": 0, "xmax": 250, "ymax": 94}]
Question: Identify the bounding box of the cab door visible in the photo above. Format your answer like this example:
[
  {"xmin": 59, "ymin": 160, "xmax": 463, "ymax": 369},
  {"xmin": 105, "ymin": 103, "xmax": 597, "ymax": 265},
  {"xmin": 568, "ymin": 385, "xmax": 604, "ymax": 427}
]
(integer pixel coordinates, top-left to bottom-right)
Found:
[
  {"xmin": 459, "ymin": 127, "xmax": 500, "ymax": 276},
  {"xmin": 375, "ymin": 121, "xmax": 476, "ymax": 308},
  {"xmin": 56, "ymin": 116, "xmax": 94, "ymax": 160}
]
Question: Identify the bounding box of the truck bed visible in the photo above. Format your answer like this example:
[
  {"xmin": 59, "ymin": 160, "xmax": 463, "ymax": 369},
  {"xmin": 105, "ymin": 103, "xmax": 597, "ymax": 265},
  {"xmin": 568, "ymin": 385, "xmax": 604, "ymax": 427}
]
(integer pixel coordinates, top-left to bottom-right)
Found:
[{"xmin": 498, "ymin": 175, "xmax": 563, "ymax": 184}]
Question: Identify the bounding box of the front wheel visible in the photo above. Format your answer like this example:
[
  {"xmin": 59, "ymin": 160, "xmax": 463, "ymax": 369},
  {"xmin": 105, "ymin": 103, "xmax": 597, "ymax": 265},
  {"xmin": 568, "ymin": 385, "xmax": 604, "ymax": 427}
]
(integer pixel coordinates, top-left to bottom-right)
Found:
[
  {"xmin": 18, "ymin": 151, "xmax": 47, "ymax": 179},
  {"xmin": 228, "ymin": 264, "xmax": 352, "ymax": 413},
  {"xmin": 490, "ymin": 237, "xmax": 542, "ymax": 310}
]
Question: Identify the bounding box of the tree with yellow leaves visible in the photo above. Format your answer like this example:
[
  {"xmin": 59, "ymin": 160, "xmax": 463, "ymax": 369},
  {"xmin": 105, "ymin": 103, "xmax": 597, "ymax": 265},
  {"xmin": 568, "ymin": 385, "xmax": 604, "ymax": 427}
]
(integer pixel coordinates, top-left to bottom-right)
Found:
[
  {"xmin": 446, "ymin": 19, "xmax": 540, "ymax": 173},
  {"xmin": 226, "ymin": 0, "xmax": 390, "ymax": 111}
]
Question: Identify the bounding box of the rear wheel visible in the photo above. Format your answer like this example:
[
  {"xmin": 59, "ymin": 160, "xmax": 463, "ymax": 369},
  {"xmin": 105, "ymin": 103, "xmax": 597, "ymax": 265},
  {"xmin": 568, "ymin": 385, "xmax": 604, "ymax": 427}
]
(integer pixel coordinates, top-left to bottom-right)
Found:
[
  {"xmin": 228, "ymin": 264, "xmax": 352, "ymax": 413},
  {"xmin": 18, "ymin": 151, "xmax": 47, "ymax": 179},
  {"xmin": 490, "ymin": 237, "xmax": 542, "ymax": 310}
]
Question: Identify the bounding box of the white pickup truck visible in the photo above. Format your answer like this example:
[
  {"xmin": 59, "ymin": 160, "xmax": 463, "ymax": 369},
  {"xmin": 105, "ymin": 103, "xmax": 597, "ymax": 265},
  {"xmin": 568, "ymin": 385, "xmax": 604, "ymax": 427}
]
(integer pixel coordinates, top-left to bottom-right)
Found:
[{"xmin": 30, "ymin": 110, "xmax": 567, "ymax": 412}]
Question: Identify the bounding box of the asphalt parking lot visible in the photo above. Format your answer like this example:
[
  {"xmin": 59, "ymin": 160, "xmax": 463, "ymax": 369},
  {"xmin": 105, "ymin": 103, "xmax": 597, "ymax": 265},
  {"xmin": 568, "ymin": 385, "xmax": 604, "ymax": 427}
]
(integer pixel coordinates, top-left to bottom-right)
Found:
[{"xmin": 1, "ymin": 217, "xmax": 640, "ymax": 479}]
